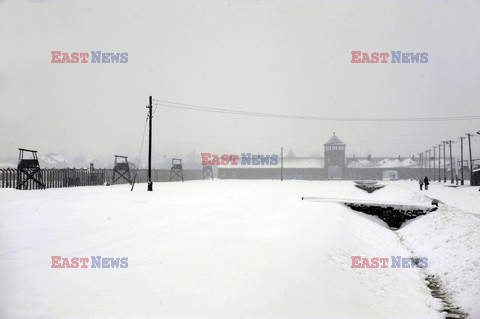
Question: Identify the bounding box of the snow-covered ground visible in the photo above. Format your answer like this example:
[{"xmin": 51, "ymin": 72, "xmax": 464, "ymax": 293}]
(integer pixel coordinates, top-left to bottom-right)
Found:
[
  {"xmin": 1, "ymin": 180, "xmax": 479, "ymax": 318},
  {"xmin": 393, "ymin": 181, "xmax": 480, "ymax": 318}
]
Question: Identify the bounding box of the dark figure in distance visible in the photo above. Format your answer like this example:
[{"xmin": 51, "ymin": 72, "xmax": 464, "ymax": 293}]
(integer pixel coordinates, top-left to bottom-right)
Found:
[
  {"xmin": 419, "ymin": 179, "xmax": 423, "ymax": 190},
  {"xmin": 424, "ymin": 176, "xmax": 429, "ymax": 190}
]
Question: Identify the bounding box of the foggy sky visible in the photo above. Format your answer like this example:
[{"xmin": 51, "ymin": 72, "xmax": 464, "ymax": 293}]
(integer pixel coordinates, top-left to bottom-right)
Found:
[{"xmin": 1, "ymin": 0, "xmax": 480, "ymax": 164}]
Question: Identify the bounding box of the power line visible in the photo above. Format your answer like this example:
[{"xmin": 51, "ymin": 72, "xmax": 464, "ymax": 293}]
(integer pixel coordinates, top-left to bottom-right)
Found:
[
  {"xmin": 152, "ymin": 100, "xmax": 160, "ymax": 114},
  {"xmin": 130, "ymin": 111, "xmax": 149, "ymax": 191},
  {"xmin": 153, "ymin": 99, "xmax": 480, "ymax": 122}
]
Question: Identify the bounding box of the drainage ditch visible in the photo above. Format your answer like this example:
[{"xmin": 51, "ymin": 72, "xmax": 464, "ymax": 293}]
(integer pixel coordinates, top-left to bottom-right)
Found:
[
  {"xmin": 344, "ymin": 203, "xmax": 436, "ymax": 230},
  {"xmin": 354, "ymin": 184, "xmax": 386, "ymax": 193},
  {"xmin": 425, "ymin": 275, "xmax": 467, "ymax": 318}
]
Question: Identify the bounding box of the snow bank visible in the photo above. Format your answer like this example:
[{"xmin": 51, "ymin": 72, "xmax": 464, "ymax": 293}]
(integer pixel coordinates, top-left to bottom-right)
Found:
[
  {"xmin": 382, "ymin": 180, "xmax": 480, "ymax": 317},
  {"xmin": 398, "ymin": 205, "xmax": 480, "ymax": 317}
]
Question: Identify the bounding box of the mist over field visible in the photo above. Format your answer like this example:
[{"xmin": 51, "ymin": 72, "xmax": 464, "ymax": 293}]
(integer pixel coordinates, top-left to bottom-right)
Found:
[{"xmin": 1, "ymin": 0, "xmax": 480, "ymax": 164}]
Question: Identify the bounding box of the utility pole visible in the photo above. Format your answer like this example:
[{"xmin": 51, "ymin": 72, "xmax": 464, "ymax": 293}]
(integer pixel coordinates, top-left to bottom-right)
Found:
[
  {"xmin": 424, "ymin": 150, "xmax": 427, "ymax": 179},
  {"xmin": 446, "ymin": 140, "xmax": 454, "ymax": 184},
  {"xmin": 418, "ymin": 153, "xmax": 422, "ymax": 179},
  {"xmin": 147, "ymin": 96, "xmax": 153, "ymax": 191},
  {"xmin": 426, "ymin": 150, "xmax": 430, "ymax": 178},
  {"xmin": 438, "ymin": 144, "xmax": 442, "ymax": 182},
  {"xmin": 467, "ymin": 133, "xmax": 473, "ymax": 186},
  {"xmin": 433, "ymin": 146, "xmax": 436, "ymax": 182},
  {"xmin": 459, "ymin": 136, "xmax": 465, "ymax": 185},
  {"xmin": 428, "ymin": 149, "xmax": 432, "ymax": 180},
  {"xmin": 280, "ymin": 147, "xmax": 283, "ymax": 181},
  {"xmin": 428, "ymin": 150, "xmax": 432, "ymax": 180},
  {"xmin": 425, "ymin": 150, "xmax": 428, "ymax": 179},
  {"xmin": 442, "ymin": 141, "xmax": 447, "ymax": 182}
]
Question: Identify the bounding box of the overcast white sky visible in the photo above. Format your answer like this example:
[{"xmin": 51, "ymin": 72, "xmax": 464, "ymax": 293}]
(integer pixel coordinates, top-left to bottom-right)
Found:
[{"xmin": 1, "ymin": 0, "xmax": 480, "ymax": 163}]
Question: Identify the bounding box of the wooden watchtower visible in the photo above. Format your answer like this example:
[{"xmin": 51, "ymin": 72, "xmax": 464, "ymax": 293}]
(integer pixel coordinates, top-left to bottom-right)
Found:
[
  {"xmin": 112, "ymin": 155, "xmax": 132, "ymax": 184},
  {"xmin": 16, "ymin": 148, "xmax": 45, "ymax": 190},
  {"xmin": 169, "ymin": 158, "xmax": 184, "ymax": 182}
]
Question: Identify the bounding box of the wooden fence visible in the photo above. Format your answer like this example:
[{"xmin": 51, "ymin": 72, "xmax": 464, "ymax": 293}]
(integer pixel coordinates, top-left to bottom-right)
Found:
[{"xmin": 0, "ymin": 168, "xmax": 204, "ymax": 190}]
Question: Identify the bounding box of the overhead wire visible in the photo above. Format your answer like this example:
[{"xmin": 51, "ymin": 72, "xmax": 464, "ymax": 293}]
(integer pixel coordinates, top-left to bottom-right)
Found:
[
  {"xmin": 130, "ymin": 111, "xmax": 150, "ymax": 191},
  {"xmin": 153, "ymin": 99, "xmax": 480, "ymax": 122}
]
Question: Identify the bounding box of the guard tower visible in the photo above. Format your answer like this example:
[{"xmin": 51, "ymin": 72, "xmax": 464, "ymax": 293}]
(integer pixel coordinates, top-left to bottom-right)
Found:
[
  {"xmin": 16, "ymin": 148, "xmax": 45, "ymax": 190},
  {"xmin": 324, "ymin": 133, "xmax": 346, "ymax": 180},
  {"xmin": 203, "ymin": 165, "xmax": 214, "ymax": 180},
  {"xmin": 112, "ymin": 155, "xmax": 132, "ymax": 184},
  {"xmin": 169, "ymin": 158, "xmax": 184, "ymax": 182}
]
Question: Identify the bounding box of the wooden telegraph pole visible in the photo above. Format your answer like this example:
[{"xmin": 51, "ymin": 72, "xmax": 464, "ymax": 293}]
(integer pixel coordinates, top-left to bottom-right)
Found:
[
  {"xmin": 147, "ymin": 96, "xmax": 153, "ymax": 191},
  {"xmin": 433, "ymin": 146, "xmax": 436, "ymax": 182},
  {"xmin": 442, "ymin": 141, "xmax": 447, "ymax": 182},
  {"xmin": 438, "ymin": 144, "xmax": 442, "ymax": 182},
  {"xmin": 424, "ymin": 151, "xmax": 427, "ymax": 179},
  {"xmin": 427, "ymin": 149, "xmax": 431, "ymax": 180},
  {"xmin": 446, "ymin": 140, "xmax": 454, "ymax": 184},
  {"xmin": 459, "ymin": 136, "xmax": 465, "ymax": 185},
  {"xmin": 418, "ymin": 153, "xmax": 423, "ymax": 178},
  {"xmin": 467, "ymin": 133, "xmax": 473, "ymax": 186}
]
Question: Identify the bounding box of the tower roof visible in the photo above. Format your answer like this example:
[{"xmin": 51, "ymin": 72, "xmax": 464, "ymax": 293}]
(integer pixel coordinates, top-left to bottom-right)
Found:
[{"xmin": 324, "ymin": 133, "xmax": 345, "ymax": 146}]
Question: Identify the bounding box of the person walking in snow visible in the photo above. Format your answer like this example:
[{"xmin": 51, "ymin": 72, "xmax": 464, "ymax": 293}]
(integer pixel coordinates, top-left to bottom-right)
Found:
[
  {"xmin": 424, "ymin": 176, "xmax": 429, "ymax": 190},
  {"xmin": 419, "ymin": 178, "xmax": 424, "ymax": 190}
]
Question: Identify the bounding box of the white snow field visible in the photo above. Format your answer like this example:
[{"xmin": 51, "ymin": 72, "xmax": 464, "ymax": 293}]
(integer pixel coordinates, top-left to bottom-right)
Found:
[{"xmin": 1, "ymin": 180, "xmax": 479, "ymax": 319}]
